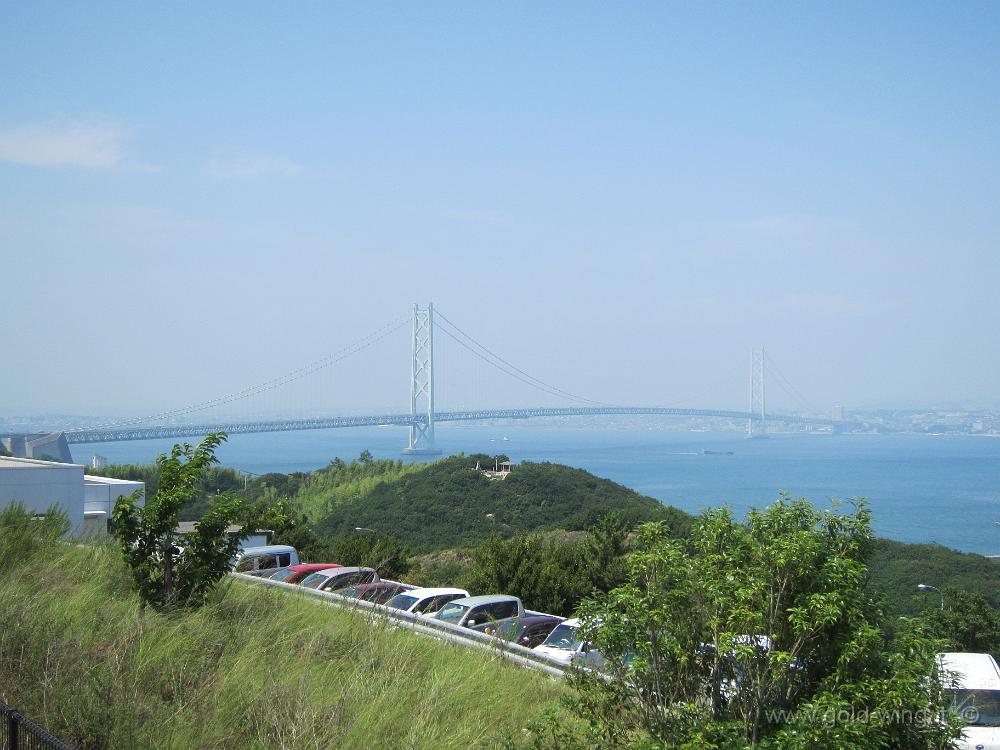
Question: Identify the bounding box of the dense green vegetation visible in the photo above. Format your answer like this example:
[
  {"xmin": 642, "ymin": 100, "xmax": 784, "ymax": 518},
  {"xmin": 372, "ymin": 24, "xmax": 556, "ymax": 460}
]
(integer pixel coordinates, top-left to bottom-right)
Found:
[
  {"xmin": 869, "ymin": 538, "xmax": 1000, "ymax": 616},
  {"xmin": 0, "ymin": 505, "xmax": 569, "ymax": 750},
  {"xmin": 464, "ymin": 515, "xmax": 631, "ymax": 617},
  {"xmin": 325, "ymin": 528, "xmax": 413, "ymax": 580},
  {"xmin": 255, "ymin": 454, "xmax": 428, "ymax": 519},
  {"xmin": 544, "ymin": 500, "xmax": 961, "ymax": 750},
  {"xmin": 924, "ymin": 588, "xmax": 1000, "ymax": 657},
  {"xmin": 314, "ymin": 454, "xmax": 689, "ymax": 554}
]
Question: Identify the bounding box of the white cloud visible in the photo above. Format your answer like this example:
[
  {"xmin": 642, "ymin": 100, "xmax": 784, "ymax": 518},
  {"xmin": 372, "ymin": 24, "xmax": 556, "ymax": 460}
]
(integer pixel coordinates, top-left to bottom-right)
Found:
[
  {"xmin": 203, "ymin": 152, "xmax": 303, "ymax": 180},
  {"xmin": 0, "ymin": 119, "xmax": 127, "ymax": 168}
]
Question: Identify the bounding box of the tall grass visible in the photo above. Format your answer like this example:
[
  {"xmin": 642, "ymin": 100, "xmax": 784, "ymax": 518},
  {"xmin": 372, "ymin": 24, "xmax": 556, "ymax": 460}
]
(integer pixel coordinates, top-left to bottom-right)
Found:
[
  {"xmin": 296, "ymin": 464, "xmax": 427, "ymax": 518},
  {"xmin": 0, "ymin": 509, "xmax": 568, "ymax": 749}
]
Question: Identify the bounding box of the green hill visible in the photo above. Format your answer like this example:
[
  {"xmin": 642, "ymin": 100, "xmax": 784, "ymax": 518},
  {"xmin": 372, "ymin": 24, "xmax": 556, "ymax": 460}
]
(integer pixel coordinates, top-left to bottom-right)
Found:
[
  {"xmin": 313, "ymin": 454, "xmax": 690, "ymax": 553},
  {"xmin": 869, "ymin": 538, "xmax": 1000, "ymax": 616}
]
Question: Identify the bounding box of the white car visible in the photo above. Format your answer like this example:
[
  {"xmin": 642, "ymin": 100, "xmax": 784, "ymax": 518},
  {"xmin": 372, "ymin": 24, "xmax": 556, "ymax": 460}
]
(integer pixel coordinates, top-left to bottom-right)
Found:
[
  {"xmin": 384, "ymin": 587, "xmax": 470, "ymax": 617},
  {"xmin": 939, "ymin": 652, "xmax": 1000, "ymax": 749},
  {"xmin": 533, "ymin": 618, "xmax": 604, "ymax": 667}
]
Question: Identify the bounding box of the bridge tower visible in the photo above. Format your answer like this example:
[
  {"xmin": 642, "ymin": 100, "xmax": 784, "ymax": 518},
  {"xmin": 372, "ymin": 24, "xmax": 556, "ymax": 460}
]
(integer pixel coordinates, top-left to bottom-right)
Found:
[
  {"xmin": 404, "ymin": 303, "xmax": 441, "ymax": 454},
  {"xmin": 748, "ymin": 348, "xmax": 767, "ymax": 438}
]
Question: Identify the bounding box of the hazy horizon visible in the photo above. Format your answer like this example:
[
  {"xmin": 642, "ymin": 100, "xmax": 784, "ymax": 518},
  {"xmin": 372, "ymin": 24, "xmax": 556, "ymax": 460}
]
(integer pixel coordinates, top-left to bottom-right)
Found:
[{"xmin": 4, "ymin": 3, "xmax": 999, "ymax": 421}]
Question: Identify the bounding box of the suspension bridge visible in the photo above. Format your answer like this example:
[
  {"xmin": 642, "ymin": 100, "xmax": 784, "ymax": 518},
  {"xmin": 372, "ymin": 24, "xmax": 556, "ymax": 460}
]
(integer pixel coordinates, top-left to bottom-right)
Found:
[{"xmin": 46, "ymin": 303, "xmax": 846, "ymax": 453}]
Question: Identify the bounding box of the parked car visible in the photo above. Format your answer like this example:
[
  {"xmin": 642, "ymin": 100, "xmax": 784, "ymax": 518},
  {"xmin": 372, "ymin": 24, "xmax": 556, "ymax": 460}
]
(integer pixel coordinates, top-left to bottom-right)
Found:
[
  {"xmin": 334, "ymin": 581, "xmax": 414, "ymax": 604},
  {"xmin": 534, "ymin": 618, "xmax": 604, "ymax": 667},
  {"xmin": 938, "ymin": 651, "xmax": 1000, "ymax": 749},
  {"xmin": 384, "ymin": 587, "xmax": 471, "ymax": 617},
  {"xmin": 433, "ymin": 594, "xmax": 524, "ymax": 629},
  {"xmin": 267, "ymin": 563, "xmax": 342, "ymax": 584},
  {"xmin": 299, "ymin": 566, "xmax": 379, "ymax": 592},
  {"xmin": 472, "ymin": 614, "xmax": 564, "ymax": 648},
  {"xmin": 232, "ymin": 545, "xmax": 300, "ymax": 576}
]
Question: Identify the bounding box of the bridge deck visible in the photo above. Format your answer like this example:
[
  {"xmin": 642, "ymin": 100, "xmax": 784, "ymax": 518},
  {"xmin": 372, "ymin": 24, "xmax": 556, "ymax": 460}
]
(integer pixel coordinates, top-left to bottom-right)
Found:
[{"xmin": 62, "ymin": 407, "xmax": 846, "ymax": 444}]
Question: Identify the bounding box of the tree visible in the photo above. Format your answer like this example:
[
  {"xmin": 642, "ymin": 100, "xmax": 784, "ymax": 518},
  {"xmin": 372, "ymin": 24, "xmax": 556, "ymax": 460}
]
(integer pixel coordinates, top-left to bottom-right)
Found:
[
  {"xmin": 923, "ymin": 587, "xmax": 1000, "ymax": 657},
  {"xmin": 465, "ymin": 515, "xmax": 633, "ymax": 617},
  {"xmin": 112, "ymin": 433, "xmax": 284, "ymax": 609},
  {"xmin": 270, "ymin": 510, "xmax": 333, "ymax": 563},
  {"xmin": 329, "ymin": 529, "xmax": 410, "ymax": 580},
  {"xmin": 548, "ymin": 497, "xmax": 962, "ymax": 750}
]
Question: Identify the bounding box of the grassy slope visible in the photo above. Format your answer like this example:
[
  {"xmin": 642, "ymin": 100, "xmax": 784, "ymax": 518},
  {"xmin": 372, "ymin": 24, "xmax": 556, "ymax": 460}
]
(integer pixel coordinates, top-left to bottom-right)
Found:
[
  {"xmin": 0, "ymin": 539, "xmax": 567, "ymax": 750},
  {"xmin": 314, "ymin": 456, "xmax": 690, "ymax": 554},
  {"xmin": 289, "ymin": 459, "xmax": 428, "ymax": 518}
]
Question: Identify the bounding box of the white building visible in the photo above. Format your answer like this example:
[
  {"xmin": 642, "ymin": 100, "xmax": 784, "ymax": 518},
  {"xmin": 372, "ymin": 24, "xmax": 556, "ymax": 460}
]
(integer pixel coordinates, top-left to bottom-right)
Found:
[
  {"xmin": 84, "ymin": 474, "xmax": 145, "ymax": 534},
  {"xmin": 0, "ymin": 457, "xmax": 144, "ymax": 536}
]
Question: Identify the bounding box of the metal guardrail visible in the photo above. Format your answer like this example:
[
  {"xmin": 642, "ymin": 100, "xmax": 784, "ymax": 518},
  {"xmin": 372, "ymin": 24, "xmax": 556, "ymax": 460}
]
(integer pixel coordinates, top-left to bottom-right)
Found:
[
  {"xmin": 231, "ymin": 573, "xmax": 572, "ymax": 679},
  {"xmin": 0, "ymin": 705, "xmax": 76, "ymax": 750}
]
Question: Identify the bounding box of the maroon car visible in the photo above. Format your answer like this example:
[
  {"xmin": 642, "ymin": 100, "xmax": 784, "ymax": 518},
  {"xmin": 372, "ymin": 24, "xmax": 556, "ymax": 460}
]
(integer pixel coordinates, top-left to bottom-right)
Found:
[{"xmin": 267, "ymin": 563, "xmax": 342, "ymax": 585}]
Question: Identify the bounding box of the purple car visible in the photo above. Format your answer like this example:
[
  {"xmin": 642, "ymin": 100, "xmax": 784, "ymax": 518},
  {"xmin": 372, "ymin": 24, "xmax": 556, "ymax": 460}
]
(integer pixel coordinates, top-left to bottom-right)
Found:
[{"xmin": 471, "ymin": 614, "xmax": 565, "ymax": 648}]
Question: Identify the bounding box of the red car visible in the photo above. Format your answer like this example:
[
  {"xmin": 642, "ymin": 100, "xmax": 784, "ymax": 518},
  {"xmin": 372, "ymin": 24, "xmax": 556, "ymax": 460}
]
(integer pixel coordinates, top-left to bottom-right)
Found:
[{"xmin": 267, "ymin": 563, "xmax": 342, "ymax": 585}]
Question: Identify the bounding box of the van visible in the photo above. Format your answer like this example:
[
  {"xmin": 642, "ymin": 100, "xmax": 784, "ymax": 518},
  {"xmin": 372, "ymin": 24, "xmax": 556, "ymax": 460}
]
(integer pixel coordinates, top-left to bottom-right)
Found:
[
  {"xmin": 232, "ymin": 545, "xmax": 300, "ymax": 575},
  {"xmin": 938, "ymin": 652, "xmax": 1000, "ymax": 749}
]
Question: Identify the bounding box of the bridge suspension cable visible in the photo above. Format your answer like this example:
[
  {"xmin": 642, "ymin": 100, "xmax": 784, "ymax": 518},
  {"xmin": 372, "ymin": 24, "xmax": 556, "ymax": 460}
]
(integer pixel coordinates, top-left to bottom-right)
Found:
[
  {"xmin": 433, "ymin": 307, "xmax": 611, "ymax": 407},
  {"xmin": 763, "ymin": 351, "xmax": 815, "ymax": 414},
  {"xmin": 69, "ymin": 314, "xmax": 410, "ymax": 432}
]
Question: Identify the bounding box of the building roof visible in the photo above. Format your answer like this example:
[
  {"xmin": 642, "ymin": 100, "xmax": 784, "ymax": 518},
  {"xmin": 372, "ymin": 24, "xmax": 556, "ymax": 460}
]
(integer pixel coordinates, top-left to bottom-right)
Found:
[
  {"xmin": 84, "ymin": 475, "xmax": 143, "ymax": 486},
  {"xmin": 0, "ymin": 456, "xmax": 83, "ymax": 470}
]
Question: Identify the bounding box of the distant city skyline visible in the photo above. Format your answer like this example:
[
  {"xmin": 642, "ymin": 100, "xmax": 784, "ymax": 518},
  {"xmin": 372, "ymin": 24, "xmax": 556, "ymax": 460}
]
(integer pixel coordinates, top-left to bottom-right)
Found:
[{"xmin": 3, "ymin": 3, "xmax": 999, "ymax": 417}]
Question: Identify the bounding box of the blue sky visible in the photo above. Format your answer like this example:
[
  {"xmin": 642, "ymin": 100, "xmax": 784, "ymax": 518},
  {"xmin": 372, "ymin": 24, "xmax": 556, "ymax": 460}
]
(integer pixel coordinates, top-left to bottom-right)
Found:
[{"xmin": 2, "ymin": 2, "xmax": 998, "ymax": 418}]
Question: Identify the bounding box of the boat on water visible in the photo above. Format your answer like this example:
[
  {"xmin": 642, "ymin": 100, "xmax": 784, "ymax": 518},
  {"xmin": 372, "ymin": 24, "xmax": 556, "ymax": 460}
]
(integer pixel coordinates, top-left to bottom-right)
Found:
[{"xmin": 702, "ymin": 450, "xmax": 734, "ymax": 456}]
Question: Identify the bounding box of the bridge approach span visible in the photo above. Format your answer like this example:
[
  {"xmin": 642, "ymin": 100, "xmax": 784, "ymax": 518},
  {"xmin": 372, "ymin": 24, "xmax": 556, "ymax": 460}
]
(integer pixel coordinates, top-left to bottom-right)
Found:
[{"xmin": 64, "ymin": 406, "xmax": 845, "ymax": 445}]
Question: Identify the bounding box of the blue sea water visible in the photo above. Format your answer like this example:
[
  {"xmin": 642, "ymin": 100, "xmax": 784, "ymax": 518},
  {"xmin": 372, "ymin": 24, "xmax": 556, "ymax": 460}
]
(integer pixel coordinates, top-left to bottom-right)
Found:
[{"xmin": 71, "ymin": 426, "xmax": 1000, "ymax": 555}]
